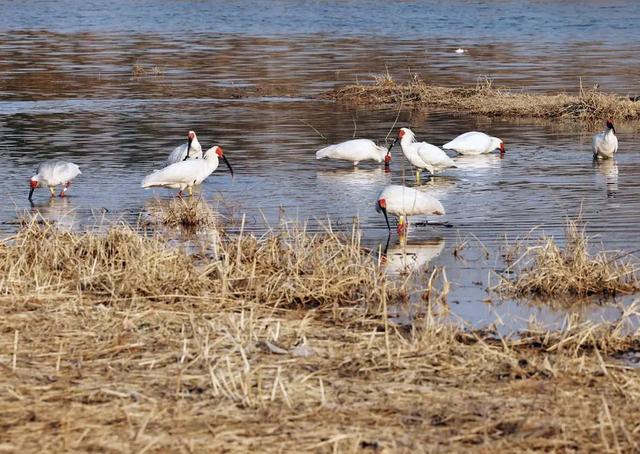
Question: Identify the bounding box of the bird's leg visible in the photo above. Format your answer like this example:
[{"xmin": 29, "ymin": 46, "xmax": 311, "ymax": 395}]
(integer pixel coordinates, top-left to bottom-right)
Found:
[
  {"xmin": 48, "ymin": 186, "xmax": 56, "ymax": 197},
  {"xmin": 397, "ymin": 215, "xmax": 407, "ymax": 236},
  {"xmin": 59, "ymin": 181, "xmax": 71, "ymax": 197},
  {"xmin": 187, "ymin": 186, "xmax": 193, "ymax": 197},
  {"xmin": 353, "ymin": 161, "xmax": 359, "ymax": 167},
  {"xmin": 415, "ymin": 169, "xmax": 421, "ymax": 183}
]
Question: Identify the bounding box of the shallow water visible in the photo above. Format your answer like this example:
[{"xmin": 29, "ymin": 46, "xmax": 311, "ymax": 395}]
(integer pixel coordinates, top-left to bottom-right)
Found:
[{"xmin": 2, "ymin": 1, "xmax": 640, "ymax": 332}]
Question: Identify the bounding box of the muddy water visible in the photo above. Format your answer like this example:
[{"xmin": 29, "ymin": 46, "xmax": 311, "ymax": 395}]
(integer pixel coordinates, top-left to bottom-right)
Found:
[{"xmin": 2, "ymin": 1, "xmax": 640, "ymax": 332}]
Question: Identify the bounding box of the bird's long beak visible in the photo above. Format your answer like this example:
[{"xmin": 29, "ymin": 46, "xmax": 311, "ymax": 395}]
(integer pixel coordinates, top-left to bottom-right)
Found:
[
  {"xmin": 377, "ymin": 202, "xmax": 391, "ymax": 231},
  {"xmin": 28, "ymin": 187, "xmax": 35, "ymax": 201},
  {"xmin": 222, "ymin": 154, "xmax": 234, "ymax": 177},
  {"xmin": 183, "ymin": 137, "xmax": 193, "ymax": 161},
  {"xmin": 387, "ymin": 138, "xmax": 398, "ymax": 154}
]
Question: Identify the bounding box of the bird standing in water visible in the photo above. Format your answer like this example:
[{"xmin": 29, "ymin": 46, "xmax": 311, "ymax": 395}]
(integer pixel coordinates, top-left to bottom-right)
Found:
[
  {"xmin": 592, "ymin": 120, "xmax": 618, "ymax": 159},
  {"xmin": 376, "ymin": 185, "xmax": 445, "ymax": 237},
  {"xmin": 165, "ymin": 130, "xmax": 203, "ymax": 166},
  {"xmin": 29, "ymin": 160, "xmax": 81, "ymax": 201},
  {"xmin": 142, "ymin": 145, "xmax": 233, "ymax": 197}
]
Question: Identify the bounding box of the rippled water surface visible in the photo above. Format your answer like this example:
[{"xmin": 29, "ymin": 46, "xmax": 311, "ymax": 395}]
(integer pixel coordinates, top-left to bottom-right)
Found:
[{"xmin": 2, "ymin": 0, "xmax": 640, "ymax": 332}]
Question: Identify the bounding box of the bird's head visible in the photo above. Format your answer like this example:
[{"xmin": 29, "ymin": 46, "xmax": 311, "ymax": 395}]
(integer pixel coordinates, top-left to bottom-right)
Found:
[
  {"xmin": 187, "ymin": 130, "xmax": 196, "ymax": 141},
  {"xmin": 376, "ymin": 198, "xmax": 391, "ymax": 232},
  {"xmin": 208, "ymin": 145, "xmax": 234, "ymax": 177},
  {"xmin": 606, "ymin": 120, "xmax": 615, "ymax": 133},
  {"xmin": 500, "ymin": 141, "xmax": 505, "ymax": 154},
  {"xmin": 28, "ymin": 177, "xmax": 39, "ymax": 201}
]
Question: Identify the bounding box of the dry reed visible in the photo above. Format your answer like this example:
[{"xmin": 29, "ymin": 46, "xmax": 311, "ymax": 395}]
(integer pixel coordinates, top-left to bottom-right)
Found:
[
  {"xmin": 1, "ymin": 218, "xmax": 640, "ymax": 452},
  {"xmin": 496, "ymin": 219, "xmax": 640, "ymax": 298},
  {"xmin": 323, "ymin": 74, "xmax": 640, "ymax": 122}
]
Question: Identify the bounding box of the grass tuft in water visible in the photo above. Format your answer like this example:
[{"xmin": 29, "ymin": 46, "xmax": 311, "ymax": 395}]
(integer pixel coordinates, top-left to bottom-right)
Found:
[
  {"xmin": 496, "ymin": 218, "xmax": 640, "ymax": 298},
  {"xmin": 324, "ymin": 74, "xmax": 640, "ymax": 122}
]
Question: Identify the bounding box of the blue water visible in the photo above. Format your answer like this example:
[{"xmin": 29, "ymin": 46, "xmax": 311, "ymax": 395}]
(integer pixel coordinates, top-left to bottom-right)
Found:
[{"xmin": 0, "ymin": 0, "xmax": 637, "ymax": 43}]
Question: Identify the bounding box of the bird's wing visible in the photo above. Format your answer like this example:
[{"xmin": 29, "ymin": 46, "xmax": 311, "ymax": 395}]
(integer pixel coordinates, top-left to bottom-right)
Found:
[
  {"xmin": 416, "ymin": 142, "xmax": 454, "ymax": 166},
  {"xmin": 443, "ymin": 132, "xmax": 488, "ymax": 152},
  {"xmin": 142, "ymin": 161, "xmax": 200, "ymax": 187},
  {"xmin": 53, "ymin": 162, "xmax": 81, "ymax": 182},
  {"xmin": 165, "ymin": 143, "xmax": 188, "ymax": 166}
]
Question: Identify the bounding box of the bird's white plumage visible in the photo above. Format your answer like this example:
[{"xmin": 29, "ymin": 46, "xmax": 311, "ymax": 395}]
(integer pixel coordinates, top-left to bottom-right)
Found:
[
  {"xmin": 398, "ymin": 128, "xmax": 456, "ymax": 174},
  {"xmin": 443, "ymin": 131, "xmax": 502, "ymax": 155},
  {"xmin": 143, "ymin": 146, "xmax": 222, "ymax": 192},
  {"xmin": 377, "ymin": 185, "xmax": 445, "ymax": 217},
  {"xmin": 165, "ymin": 132, "xmax": 202, "ymax": 167},
  {"xmin": 592, "ymin": 125, "xmax": 618, "ymax": 159},
  {"xmin": 32, "ymin": 161, "xmax": 81, "ymax": 186},
  {"xmin": 315, "ymin": 139, "xmax": 388, "ymax": 165}
]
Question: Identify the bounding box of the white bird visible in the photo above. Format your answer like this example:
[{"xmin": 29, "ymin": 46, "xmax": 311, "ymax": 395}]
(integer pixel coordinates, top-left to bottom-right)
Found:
[
  {"xmin": 394, "ymin": 128, "xmax": 457, "ymax": 183},
  {"xmin": 455, "ymin": 48, "xmax": 466, "ymax": 54},
  {"xmin": 315, "ymin": 139, "xmax": 393, "ymax": 167},
  {"xmin": 592, "ymin": 120, "xmax": 618, "ymax": 159},
  {"xmin": 142, "ymin": 145, "xmax": 233, "ymax": 197},
  {"xmin": 165, "ymin": 130, "xmax": 203, "ymax": 167},
  {"xmin": 376, "ymin": 185, "xmax": 445, "ymax": 236},
  {"xmin": 443, "ymin": 131, "xmax": 505, "ymax": 155},
  {"xmin": 29, "ymin": 160, "xmax": 81, "ymax": 201}
]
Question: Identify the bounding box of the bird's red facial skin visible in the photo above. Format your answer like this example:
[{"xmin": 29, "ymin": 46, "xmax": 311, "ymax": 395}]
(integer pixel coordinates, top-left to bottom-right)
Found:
[
  {"xmin": 384, "ymin": 154, "xmax": 392, "ymax": 164},
  {"xmin": 398, "ymin": 130, "xmax": 405, "ymax": 139},
  {"xmin": 188, "ymin": 131, "xmax": 195, "ymax": 140},
  {"xmin": 378, "ymin": 198, "xmax": 386, "ymax": 209},
  {"xmin": 216, "ymin": 147, "xmax": 224, "ymax": 157},
  {"xmin": 29, "ymin": 179, "xmax": 38, "ymax": 189},
  {"xmin": 500, "ymin": 142, "xmax": 505, "ymax": 153}
]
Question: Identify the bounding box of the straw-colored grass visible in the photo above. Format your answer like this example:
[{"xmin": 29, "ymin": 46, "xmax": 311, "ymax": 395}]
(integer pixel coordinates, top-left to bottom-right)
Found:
[
  {"xmin": 324, "ymin": 74, "xmax": 640, "ymax": 121},
  {"xmin": 496, "ymin": 219, "xmax": 640, "ymax": 298},
  {"xmin": 1, "ymin": 218, "xmax": 640, "ymax": 452},
  {"xmin": 155, "ymin": 197, "xmax": 218, "ymax": 228}
]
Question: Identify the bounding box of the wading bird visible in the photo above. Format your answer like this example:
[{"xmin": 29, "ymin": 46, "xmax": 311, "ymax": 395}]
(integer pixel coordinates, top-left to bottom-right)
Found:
[
  {"xmin": 376, "ymin": 185, "xmax": 445, "ymax": 237},
  {"xmin": 142, "ymin": 145, "xmax": 233, "ymax": 197},
  {"xmin": 315, "ymin": 139, "xmax": 393, "ymax": 167},
  {"xmin": 443, "ymin": 131, "xmax": 505, "ymax": 155},
  {"xmin": 394, "ymin": 128, "xmax": 457, "ymax": 183},
  {"xmin": 29, "ymin": 161, "xmax": 81, "ymax": 201},
  {"xmin": 592, "ymin": 120, "xmax": 618, "ymax": 159},
  {"xmin": 165, "ymin": 130, "xmax": 203, "ymax": 166}
]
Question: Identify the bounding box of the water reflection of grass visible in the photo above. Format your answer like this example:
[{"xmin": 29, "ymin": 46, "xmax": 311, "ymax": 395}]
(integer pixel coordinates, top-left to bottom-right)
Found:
[
  {"xmin": 2, "ymin": 217, "xmax": 640, "ymax": 451},
  {"xmin": 325, "ymin": 74, "xmax": 640, "ymax": 122}
]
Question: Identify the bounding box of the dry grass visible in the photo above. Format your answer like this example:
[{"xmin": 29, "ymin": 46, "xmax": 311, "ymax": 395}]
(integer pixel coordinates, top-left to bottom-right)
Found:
[
  {"xmin": 1, "ymin": 218, "xmax": 640, "ymax": 452},
  {"xmin": 131, "ymin": 62, "xmax": 163, "ymax": 78},
  {"xmin": 496, "ymin": 219, "xmax": 640, "ymax": 298},
  {"xmin": 153, "ymin": 197, "xmax": 218, "ymax": 228},
  {"xmin": 323, "ymin": 74, "xmax": 640, "ymax": 122}
]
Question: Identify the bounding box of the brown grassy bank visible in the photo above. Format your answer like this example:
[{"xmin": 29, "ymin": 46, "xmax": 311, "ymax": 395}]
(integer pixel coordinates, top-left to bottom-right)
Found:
[
  {"xmin": 323, "ymin": 75, "xmax": 640, "ymax": 122},
  {"xmin": 1, "ymin": 219, "xmax": 640, "ymax": 452}
]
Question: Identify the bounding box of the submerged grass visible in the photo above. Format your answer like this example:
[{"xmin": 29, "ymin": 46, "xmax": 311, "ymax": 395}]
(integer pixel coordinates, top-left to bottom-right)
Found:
[
  {"xmin": 496, "ymin": 219, "xmax": 640, "ymax": 298},
  {"xmin": 1, "ymin": 218, "xmax": 640, "ymax": 451},
  {"xmin": 324, "ymin": 74, "xmax": 640, "ymax": 122}
]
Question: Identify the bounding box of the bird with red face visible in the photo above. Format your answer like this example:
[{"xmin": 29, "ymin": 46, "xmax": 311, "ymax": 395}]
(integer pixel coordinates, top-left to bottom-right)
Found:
[
  {"xmin": 29, "ymin": 160, "xmax": 81, "ymax": 201},
  {"xmin": 376, "ymin": 185, "xmax": 445, "ymax": 238}
]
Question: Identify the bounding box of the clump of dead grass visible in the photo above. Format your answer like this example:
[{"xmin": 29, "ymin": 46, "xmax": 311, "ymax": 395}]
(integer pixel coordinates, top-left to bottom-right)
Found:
[
  {"xmin": 131, "ymin": 62, "xmax": 163, "ymax": 78},
  {"xmin": 156, "ymin": 197, "xmax": 218, "ymax": 228},
  {"xmin": 323, "ymin": 74, "xmax": 640, "ymax": 121},
  {"xmin": 496, "ymin": 219, "xmax": 640, "ymax": 298}
]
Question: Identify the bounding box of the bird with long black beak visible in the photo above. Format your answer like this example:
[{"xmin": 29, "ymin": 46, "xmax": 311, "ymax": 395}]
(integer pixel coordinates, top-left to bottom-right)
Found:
[
  {"xmin": 592, "ymin": 120, "xmax": 618, "ymax": 159},
  {"xmin": 376, "ymin": 185, "xmax": 445, "ymax": 237},
  {"xmin": 142, "ymin": 145, "xmax": 233, "ymax": 197},
  {"xmin": 164, "ymin": 130, "xmax": 203, "ymax": 167},
  {"xmin": 29, "ymin": 160, "xmax": 81, "ymax": 201}
]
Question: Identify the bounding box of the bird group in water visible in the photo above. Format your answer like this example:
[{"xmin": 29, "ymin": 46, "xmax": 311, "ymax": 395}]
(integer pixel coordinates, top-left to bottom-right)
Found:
[{"xmin": 28, "ymin": 121, "xmax": 618, "ymax": 239}]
